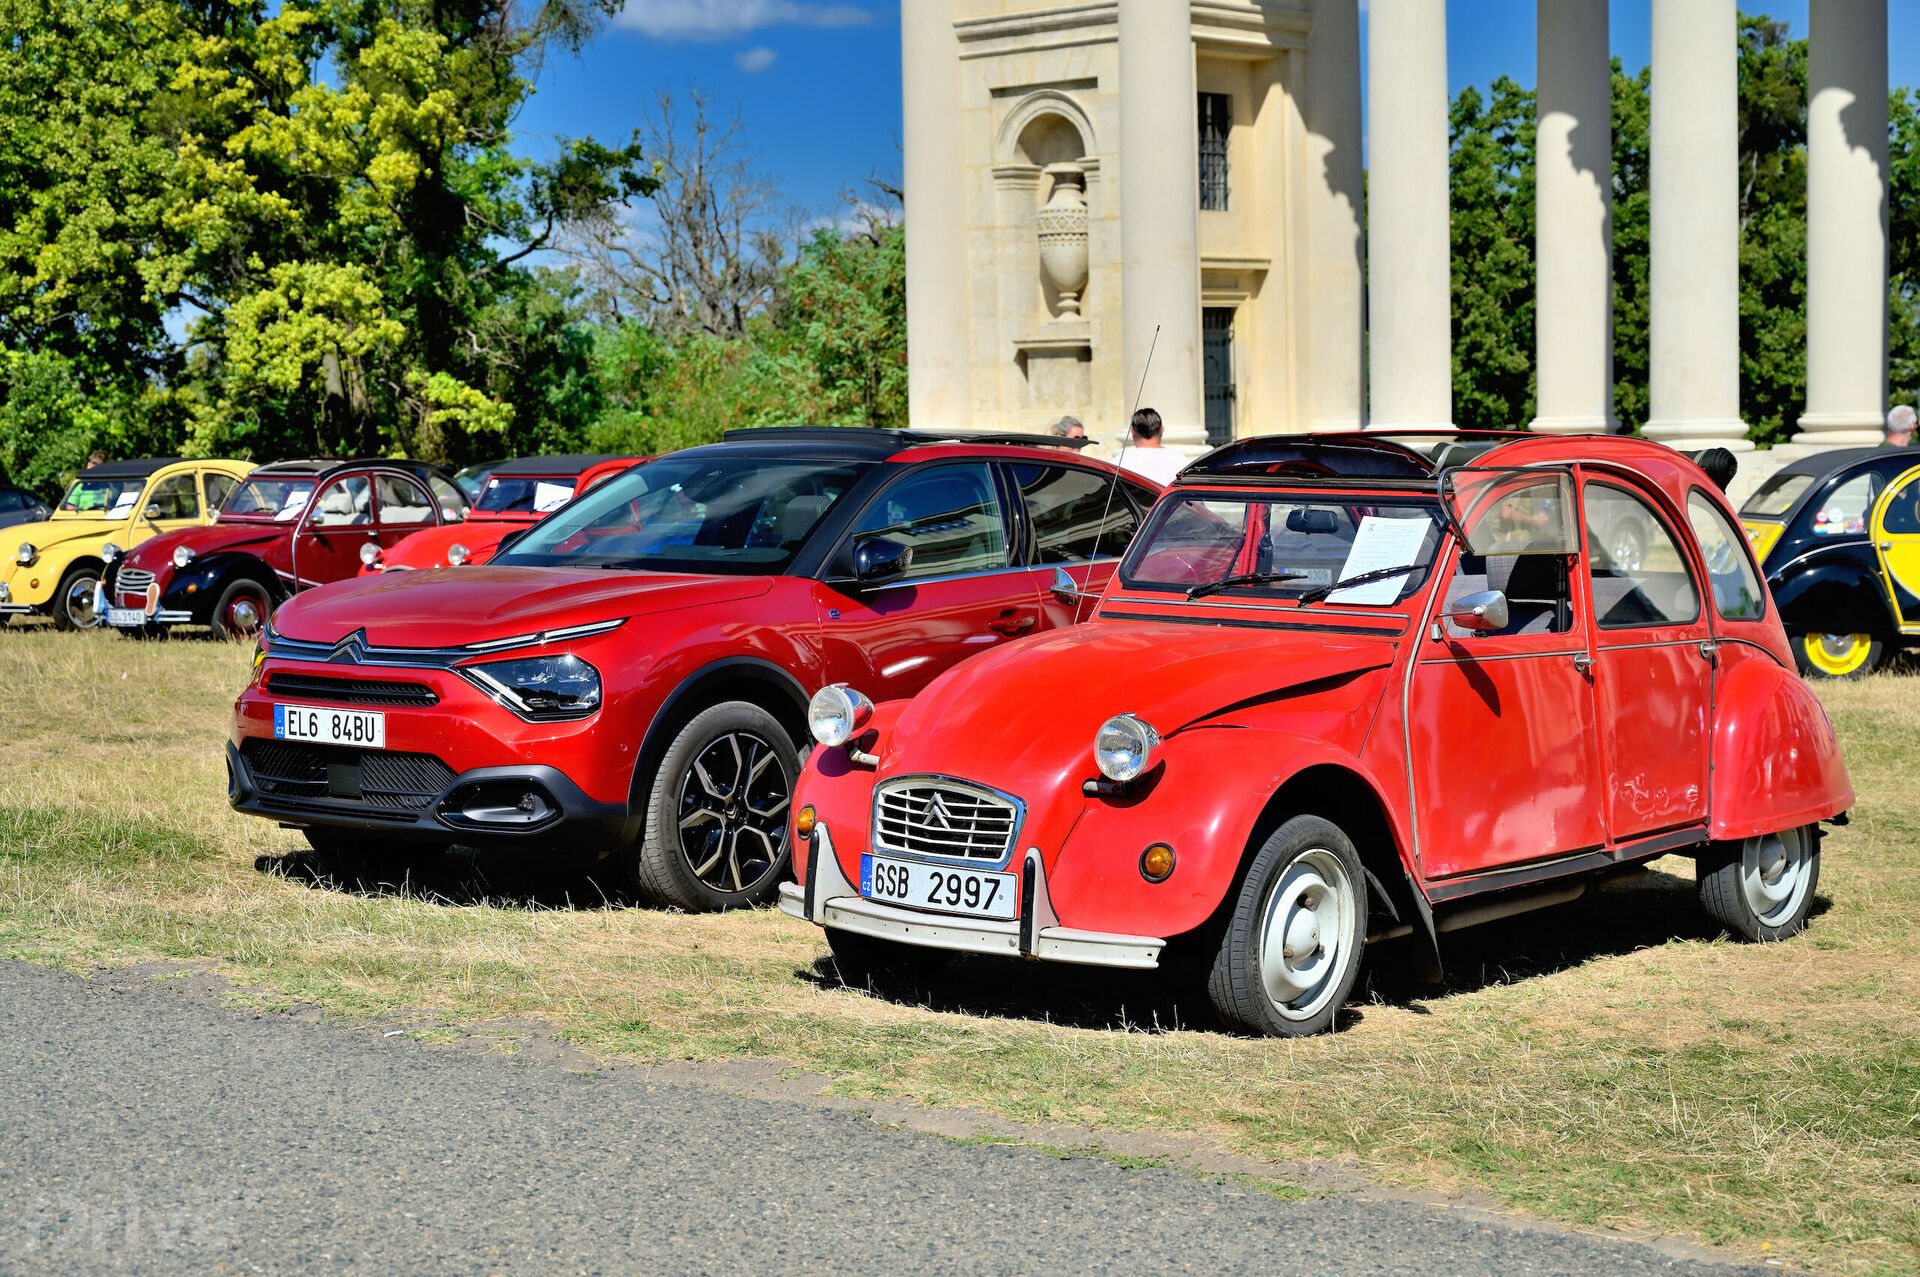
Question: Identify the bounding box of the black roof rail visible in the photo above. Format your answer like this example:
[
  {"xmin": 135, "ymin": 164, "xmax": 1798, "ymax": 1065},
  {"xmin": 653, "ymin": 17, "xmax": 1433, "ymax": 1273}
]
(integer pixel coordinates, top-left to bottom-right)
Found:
[
  {"xmin": 1182, "ymin": 434, "xmax": 1438, "ymax": 480},
  {"xmin": 719, "ymin": 426, "xmax": 1092, "ymax": 451}
]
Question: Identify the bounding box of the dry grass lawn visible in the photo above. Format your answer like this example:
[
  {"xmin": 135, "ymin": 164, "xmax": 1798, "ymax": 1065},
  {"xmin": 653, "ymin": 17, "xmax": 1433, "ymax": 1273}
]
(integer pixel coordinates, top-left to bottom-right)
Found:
[{"xmin": 1, "ymin": 625, "xmax": 1916, "ymax": 1274}]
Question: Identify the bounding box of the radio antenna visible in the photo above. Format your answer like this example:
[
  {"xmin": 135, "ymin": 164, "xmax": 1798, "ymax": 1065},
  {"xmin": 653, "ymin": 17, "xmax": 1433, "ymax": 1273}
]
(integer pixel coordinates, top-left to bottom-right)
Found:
[{"xmin": 1076, "ymin": 324, "xmax": 1159, "ymax": 623}]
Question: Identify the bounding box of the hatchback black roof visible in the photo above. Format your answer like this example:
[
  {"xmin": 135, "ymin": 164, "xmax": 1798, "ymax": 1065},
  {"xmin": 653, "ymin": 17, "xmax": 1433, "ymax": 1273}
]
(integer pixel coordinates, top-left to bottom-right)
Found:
[{"xmin": 77, "ymin": 457, "xmax": 190, "ymax": 479}]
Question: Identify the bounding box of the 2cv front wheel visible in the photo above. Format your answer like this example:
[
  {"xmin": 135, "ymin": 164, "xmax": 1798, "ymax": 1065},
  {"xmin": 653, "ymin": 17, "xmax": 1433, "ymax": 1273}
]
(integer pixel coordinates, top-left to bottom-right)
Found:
[{"xmin": 1207, "ymin": 815, "xmax": 1368, "ymax": 1037}]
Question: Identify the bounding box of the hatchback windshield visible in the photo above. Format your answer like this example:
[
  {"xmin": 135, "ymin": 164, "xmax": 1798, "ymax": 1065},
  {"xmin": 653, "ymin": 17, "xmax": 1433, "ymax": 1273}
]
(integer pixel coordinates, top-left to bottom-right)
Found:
[
  {"xmin": 477, "ymin": 475, "xmax": 577, "ymax": 515},
  {"xmin": 220, "ymin": 476, "xmax": 317, "ymax": 522},
  {"xmin": 58, "ymin": 478, "xmax": 146, "ymax": 518},
  {"xmin": 1122, "ymin": 492, "xmax": 1444, "ymax": 604},
  {"xmin": 498, "ymin": 454, "xmax": 871, "ymax": 574}
]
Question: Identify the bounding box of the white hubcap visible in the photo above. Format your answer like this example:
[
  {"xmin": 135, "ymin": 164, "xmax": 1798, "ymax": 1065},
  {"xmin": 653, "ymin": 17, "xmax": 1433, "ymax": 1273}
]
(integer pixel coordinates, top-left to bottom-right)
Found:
[
  {"xmin": 1258, "ymin": 848, "xmax": 1355, "ymax": 1021},
  {"xmin": 1740, "ymin": 827, "xmax": 1812, "ymax": 927}
]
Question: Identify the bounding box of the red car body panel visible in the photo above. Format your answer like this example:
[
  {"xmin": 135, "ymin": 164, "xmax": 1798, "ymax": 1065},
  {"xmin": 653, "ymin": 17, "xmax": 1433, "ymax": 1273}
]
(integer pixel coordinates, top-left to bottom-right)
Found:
[
  {"xmin": 367, "ymin": 456, "xmax": 647, "ymax": 574},
  {"xmin": 788, "ymin": 431, "xmax": 1854, "ymax": 967}
]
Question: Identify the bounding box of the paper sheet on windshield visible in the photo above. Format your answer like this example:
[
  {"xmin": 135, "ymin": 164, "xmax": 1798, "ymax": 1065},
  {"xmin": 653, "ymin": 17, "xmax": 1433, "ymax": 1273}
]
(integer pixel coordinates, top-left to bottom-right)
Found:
[
  {"xmin": 1328, "ymin": 516, "xmax": 1429, "ymax": 605},
  {"xmin": 534, "ymin": 480, "xmax": 574, "ymax": 513},
  {"xmin": 107, "ymin": 493, "xmax": 139, "ymax": 519},
  {"xmin": 274, "ymin": 490, "xmax": 310, "ymax": 521}
]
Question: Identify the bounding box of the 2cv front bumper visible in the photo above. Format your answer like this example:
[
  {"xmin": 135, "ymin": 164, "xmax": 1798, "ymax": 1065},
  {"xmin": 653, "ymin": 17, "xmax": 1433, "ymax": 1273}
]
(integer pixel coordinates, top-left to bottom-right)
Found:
[{"xmin": 778, "ymin": 822, "xmax": 1166, "ymax": 970}]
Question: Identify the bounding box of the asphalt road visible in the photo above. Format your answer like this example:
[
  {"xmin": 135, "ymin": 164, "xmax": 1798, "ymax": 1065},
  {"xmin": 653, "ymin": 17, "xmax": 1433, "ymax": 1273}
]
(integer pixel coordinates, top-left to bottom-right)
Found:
[{"xmin": 0, "ymin": 960, "xmax": 1762, "ymax": 1276}]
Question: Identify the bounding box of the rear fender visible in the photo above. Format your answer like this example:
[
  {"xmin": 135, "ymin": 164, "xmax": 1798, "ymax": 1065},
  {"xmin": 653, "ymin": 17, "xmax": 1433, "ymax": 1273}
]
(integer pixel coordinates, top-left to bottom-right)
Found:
[
  {"xmin": 1710, "ymin": 647, "xmax": 1854, "ymax": 840},
  {"xmin": 1770, "ymin": 550, "xmax": 1894, "ymax": 637}
]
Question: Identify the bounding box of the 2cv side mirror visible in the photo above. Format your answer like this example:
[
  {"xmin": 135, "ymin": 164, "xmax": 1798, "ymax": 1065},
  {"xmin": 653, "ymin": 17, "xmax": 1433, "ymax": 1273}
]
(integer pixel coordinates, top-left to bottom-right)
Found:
[
  {"xmin": 144, "ymin": 503, "xmax": 163, "ymax": 521},
  {"xmin": 1443, "ymin": 589, "xmax": 1509, "ymax": 633},
  {"xmin": 850, "ymin": 537, "xmax": 913, "ymax": 589}
]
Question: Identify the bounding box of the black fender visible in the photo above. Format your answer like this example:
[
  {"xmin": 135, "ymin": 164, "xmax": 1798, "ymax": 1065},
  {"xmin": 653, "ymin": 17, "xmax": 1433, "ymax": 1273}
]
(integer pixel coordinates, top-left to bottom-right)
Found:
[
  {"xmin": 160, "ymin": 552, "xmax": 284, "ymax": 623},
  {"xmin": 622, "ymin": 656, "xmax": 814, "ymax": 844},
  {"xmin": 1768, "ymin": 545, "xmax": 1895, "ymax": 637}
]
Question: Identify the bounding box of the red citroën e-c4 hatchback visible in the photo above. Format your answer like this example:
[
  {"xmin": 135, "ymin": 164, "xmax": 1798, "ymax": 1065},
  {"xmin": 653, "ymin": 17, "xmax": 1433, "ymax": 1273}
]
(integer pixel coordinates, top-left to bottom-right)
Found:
[
  {"xmin": 785, "ymin": 432, "xmax": 1854, "ymax": 1035},
  {"xmin": 229, "ymin": 429, "xmax": 1162, "ymax": 910}
]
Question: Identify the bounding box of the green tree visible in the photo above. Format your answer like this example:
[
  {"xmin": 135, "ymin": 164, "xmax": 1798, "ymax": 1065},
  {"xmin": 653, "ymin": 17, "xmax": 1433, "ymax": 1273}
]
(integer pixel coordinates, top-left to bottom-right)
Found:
[{"xmin": 1449, "ymin": 76, "xmax": 1537, "ymax": 430}]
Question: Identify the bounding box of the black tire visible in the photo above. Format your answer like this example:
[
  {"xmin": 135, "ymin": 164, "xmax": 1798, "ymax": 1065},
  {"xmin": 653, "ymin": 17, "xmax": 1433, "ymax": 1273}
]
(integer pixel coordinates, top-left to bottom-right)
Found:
[
  {"xmin": 210, "ymin": 578, "xmax": 272, "ymax": 641},
  {"xmin": 824, "ymin": 927, "xmax": 954, "ymax": 991},
  {"xmin": 1207, "ymin": 815, "xmax": 1368, "ymax": 1037},
  {"xmin": 50, "ymin": 565, "xmax": 102, "ymax": 631},
  {"xmin": 1790, "ymin": 631, "xmax": 1883, "ymax": 680},
  {"xmin": 1698, "ymin": 825, "xmax": 1820, "ymax": 942},
  {"xmin": 628, "ymin": 701, "xmax": 799, "ymax": 911}
]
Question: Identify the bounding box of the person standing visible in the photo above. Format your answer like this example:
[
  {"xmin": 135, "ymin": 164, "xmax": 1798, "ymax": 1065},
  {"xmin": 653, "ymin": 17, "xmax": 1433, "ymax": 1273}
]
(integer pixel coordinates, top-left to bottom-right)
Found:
[
  {"xmin": 1884, "ymin": 405, "xmax": 1917, "ymax": 447},
  {"xmin": 1117, "ymin": 407, "xmax": 1186, "ymax": 486},
  {"xmin": 1048, "ymin": 415, "xmax": 1087, "ymax": 444}
]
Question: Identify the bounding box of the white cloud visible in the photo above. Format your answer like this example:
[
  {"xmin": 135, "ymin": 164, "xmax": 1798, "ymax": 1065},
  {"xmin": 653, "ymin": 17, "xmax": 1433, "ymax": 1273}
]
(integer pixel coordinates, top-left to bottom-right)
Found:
[
  {"xmin": 735, "ymin": 46, "xmax": 779, "ymax": 73},
  {"xmin": 615, "ymin": 0, "xmax": 873, "ymax": 40}
]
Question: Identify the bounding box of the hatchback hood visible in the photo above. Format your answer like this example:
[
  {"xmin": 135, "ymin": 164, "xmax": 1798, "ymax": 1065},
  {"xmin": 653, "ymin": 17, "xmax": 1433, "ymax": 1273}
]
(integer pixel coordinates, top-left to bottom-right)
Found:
[
  {"xmin": 272, "ymin": 565, "xmax": 773, "ymax": 648},
  {"xmin": 125, "ymin": 521, "xmax": 282, "ymax": 569},
  {"xmin": 883, "ymin": 621, "xmax": 1399, "ymax": 788}
]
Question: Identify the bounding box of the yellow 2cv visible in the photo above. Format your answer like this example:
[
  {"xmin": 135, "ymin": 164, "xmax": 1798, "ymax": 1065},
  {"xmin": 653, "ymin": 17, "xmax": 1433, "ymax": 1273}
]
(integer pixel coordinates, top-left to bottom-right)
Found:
[{"xmin": 0, "ymin": 458, "xmax": 252, "ymax": 630}]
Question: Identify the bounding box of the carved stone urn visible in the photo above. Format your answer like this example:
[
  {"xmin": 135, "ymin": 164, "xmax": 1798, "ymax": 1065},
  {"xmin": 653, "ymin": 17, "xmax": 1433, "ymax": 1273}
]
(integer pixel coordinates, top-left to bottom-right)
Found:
[{"xmin": 1036, "ymin": 162, "xmax": 1090, "ymax": 318}]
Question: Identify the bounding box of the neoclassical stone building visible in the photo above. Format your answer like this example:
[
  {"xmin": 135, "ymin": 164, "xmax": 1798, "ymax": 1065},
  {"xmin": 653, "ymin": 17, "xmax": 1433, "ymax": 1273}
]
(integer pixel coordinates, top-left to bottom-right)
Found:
[{"xmin": 901, "ymin": 0, "xmax": 1894, "ymax": 473}]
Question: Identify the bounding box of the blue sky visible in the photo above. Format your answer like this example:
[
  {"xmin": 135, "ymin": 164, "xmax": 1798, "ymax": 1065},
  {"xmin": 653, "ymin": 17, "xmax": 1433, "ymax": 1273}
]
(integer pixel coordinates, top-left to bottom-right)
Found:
[{"xmin": 514, "ymin": 1, "xmax": 1920, "ymax": 222}]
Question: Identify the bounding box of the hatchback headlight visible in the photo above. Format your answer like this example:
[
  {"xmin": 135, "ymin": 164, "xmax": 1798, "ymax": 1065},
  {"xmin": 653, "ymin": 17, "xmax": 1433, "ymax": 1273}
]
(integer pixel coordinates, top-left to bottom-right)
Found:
[
  {"xmin": 172, "ymin": 545, "xmax": 196, "ymax": 569},
  {"xmin": 809, "ymin": 684, "xmax": 874, "ymax": 747},
  {"xmin": 15, "ymin": 543, "xmax": 35, "ymax": 567},
  {"xmin": 1094, "ymin": 713, "xmax": 1161, "ymax": 783},
  {"xmin": 463, "ymin": 654, "xmax": 601, "ymax": 719}
]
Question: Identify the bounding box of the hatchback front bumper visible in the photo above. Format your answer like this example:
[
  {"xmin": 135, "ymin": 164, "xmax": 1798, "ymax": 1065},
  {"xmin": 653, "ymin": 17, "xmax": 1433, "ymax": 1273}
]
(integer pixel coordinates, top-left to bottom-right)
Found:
[{"xmin": 779, "ymin": 823, "xmax": 1165, "ymax": 970}]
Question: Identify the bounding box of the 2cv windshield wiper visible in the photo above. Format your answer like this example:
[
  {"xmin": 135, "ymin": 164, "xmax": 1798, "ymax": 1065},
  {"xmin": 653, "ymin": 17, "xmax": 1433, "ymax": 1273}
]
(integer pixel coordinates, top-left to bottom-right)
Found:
[
  {"xmin": 1186, "ymin": 571, "xmax": 1307, "ymax": 600},
  {"xmin": 1297, "ymin": 563, "xmax": 1424, "ymax": 605}
]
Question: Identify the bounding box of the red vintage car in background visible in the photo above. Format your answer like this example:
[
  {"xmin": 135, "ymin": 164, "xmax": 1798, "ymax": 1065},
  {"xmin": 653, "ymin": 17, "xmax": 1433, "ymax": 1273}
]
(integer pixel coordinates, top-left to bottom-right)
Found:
[
  {"xmin": 360, "ymin": 454, "xmax": 647, "ymax": 574},
  {"xmin": 106, "ymin": 459, "xmax": 467, "ymax": 640},
  {"xmin": 228, "ymin": 429, "xmax": 1162, "ymax": 909},
  {"xmin": 786, "ymin": 432, "xmax": 1853, "ymax": 1036}
]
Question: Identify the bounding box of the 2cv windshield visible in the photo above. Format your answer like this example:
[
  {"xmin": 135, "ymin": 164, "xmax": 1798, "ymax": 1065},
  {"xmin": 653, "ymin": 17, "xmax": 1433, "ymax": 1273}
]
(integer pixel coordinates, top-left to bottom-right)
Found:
[{"xmin": 1121, "ymin": 492, "xmax": 1445, "ymax": 605}]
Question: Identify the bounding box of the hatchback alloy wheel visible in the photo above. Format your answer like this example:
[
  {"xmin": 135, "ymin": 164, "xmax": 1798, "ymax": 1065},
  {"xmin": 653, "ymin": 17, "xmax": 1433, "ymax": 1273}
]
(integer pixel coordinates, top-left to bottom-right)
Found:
[{"xmin": 631, "ymin": 700, "xmax": 799, "ymax": 911}]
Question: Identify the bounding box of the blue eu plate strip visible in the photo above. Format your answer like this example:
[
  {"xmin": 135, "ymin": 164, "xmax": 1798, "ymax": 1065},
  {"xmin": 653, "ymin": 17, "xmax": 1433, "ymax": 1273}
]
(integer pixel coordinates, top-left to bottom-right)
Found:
[
  {"xmin": 859, "ymin": 854, "xmax": 873, "ymax": 897},
  {"xmin": 273, "ymin": 704, "xmax": 286, "ymax": 738}
]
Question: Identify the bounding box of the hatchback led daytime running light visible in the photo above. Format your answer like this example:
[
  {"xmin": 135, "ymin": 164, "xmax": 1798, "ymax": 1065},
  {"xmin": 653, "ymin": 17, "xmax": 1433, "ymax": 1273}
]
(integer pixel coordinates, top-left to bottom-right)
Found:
[
  {"xmin": 808, "ymin": 684, "xmax": 874, "ymax": 747},
  {"xmin": 461, "ymin": 654, "xmax": 602, "ymax": 721},
  {"xmin": 1094, "ymin": 713, "xmax": 1161, "ymax": 783}
]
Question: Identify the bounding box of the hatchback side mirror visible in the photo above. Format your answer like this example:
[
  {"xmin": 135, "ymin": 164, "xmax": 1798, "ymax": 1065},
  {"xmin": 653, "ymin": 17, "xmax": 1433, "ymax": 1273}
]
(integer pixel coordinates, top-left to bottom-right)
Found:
[
  {"xmin": 852, "ymin": 537, "xmax": 913, "ymax": 588},
  {"xmin": 1444, "ymin": 589, "xmax": 1509, "ymax": 632}
]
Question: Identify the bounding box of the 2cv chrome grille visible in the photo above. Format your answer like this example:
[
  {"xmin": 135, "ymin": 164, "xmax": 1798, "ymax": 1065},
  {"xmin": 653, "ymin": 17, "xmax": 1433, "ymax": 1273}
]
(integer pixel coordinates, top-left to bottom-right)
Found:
[
  {"xmin": 872, "ymin": 778, "xmax": 1022, "ymax": 865},
  {"xmin": 115, "ymin": 568, "xmax": 155, "ymax": 594}
]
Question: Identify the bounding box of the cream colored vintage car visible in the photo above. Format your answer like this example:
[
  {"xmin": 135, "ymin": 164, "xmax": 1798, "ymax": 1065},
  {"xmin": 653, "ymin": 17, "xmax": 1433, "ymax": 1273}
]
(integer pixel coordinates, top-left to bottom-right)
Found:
[{"xmin": 0, "ymin": 457, "xmax": 253, "ymax": 629}]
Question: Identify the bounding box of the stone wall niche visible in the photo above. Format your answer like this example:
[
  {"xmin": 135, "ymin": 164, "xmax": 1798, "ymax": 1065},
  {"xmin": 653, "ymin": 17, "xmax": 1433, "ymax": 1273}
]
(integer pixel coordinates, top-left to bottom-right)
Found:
[{"xmin": 1000, "ymin": 101, "xmax": 1095, "ymax": 421}]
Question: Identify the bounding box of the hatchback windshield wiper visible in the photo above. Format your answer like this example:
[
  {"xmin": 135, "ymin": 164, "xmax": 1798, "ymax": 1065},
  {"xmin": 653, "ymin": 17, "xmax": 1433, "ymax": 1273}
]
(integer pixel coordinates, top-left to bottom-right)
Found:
[
  {"xmin": 1298, "ymin": 563, "xmax": 1424, "ymax": 605},
  {"xmin": 1186, "ymin": 571, "xmax": 1306, "ymax": 600}
]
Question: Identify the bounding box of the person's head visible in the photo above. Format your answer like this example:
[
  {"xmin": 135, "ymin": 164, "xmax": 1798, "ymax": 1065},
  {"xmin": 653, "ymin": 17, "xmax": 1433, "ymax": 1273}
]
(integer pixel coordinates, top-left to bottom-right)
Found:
[
  {"xmin": 1129, "ymin": 407, "xmax": 1164, "ymax": 446},
  {"xmin": 1888, "ymin": 405, "xmax": 1917, "ymax": 446},
  {"xmin": 1050, "ymin": 415, "xmax": 1085, "ymax": 440},
  {"xmin": 86, "ymin": 450, "xmax": 106, "ymax": 469}
]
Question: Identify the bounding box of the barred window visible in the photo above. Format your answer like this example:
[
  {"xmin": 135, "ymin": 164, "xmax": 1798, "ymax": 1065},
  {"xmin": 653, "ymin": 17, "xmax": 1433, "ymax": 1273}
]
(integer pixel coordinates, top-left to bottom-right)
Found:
[{"xmin": 1198, "ymin": 92, "xmax": 1231, "ymax": 211}]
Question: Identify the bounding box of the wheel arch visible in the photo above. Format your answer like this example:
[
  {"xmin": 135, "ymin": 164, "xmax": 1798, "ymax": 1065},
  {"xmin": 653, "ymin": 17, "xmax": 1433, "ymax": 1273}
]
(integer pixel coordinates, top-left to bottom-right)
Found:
[{"xmin": 624, "ymin": 656, "xmax": 812, "ymax": 843}]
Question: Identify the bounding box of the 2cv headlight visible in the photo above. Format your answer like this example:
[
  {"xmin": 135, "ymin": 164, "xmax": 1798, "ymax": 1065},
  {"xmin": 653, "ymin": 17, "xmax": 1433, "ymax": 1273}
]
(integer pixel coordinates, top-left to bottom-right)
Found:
[
  {"xmin": 1094, "ymin": 713, "xmax": 1161, "ymax": 783},
  {"xmin": 172, "ymin": 545, "xmax": 196, "ymax": 570},
  {"xmin": 15, "ymin": 542, "xmax": 36, "ymax": 567},
  {"xmin": 808, "ymin": 684, "xmax": 874, "ymax": 747}
]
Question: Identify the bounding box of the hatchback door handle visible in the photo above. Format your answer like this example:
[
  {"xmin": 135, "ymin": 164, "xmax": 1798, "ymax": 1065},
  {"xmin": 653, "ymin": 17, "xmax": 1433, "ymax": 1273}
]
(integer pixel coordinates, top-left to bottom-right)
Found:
[{"xmin": 989, "ymin": 611, "xmax": 1037, "ymax": 636}]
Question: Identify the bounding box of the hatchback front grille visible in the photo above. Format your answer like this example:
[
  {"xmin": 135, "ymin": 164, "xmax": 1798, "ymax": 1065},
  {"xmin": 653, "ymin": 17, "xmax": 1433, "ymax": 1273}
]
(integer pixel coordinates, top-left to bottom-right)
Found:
[
  {"xmin": 872, "ymin": 779, "xmax": 1021, "ymax": 864},
  {"xmin": 240, "ymin": 739, "xmax": 455, "ymax": 811},
  {"xmin": 266, "ymin": 671, "xmax": 438, "ymax": 707}
]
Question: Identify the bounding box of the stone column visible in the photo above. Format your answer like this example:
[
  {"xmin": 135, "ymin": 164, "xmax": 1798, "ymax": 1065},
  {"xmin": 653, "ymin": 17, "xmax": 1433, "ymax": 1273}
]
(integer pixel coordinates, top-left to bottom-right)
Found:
[
  {"xmin": 1798, "ymin": 0, "xmax": 1889, "ymax": 447},
  {"xmin": 1118, "ymin": 0, "xmax": 1204, "ymax": 449},
  {"xmin": 901, "ymin": 0, "xmax": 970, "ymax": 430},
  {"xmin": 1531, "ymin": 0, "xmax": 1615, "ymax": 435},
  {"xmin": 1303, "ymin": 0, "xmax": 1365, "ymax": 430},
  {"xmin": 1365, "ymin": 0, "xmax": 1452, "ymax": 429},
  {"xmin": 1643, "ymin": 0, "xmax": 1748, "ymax": 450}
]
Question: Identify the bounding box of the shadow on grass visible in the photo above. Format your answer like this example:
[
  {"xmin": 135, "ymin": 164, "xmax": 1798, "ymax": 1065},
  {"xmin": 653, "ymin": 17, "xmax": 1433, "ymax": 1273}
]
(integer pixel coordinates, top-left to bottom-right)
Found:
[
  {"xmin": 800, "ymin": 862, "xmax": 1833, "ymax": 1037},
  {"xmin": 254, "ymin": 844, "xmax": 642, "ymax": 912}
]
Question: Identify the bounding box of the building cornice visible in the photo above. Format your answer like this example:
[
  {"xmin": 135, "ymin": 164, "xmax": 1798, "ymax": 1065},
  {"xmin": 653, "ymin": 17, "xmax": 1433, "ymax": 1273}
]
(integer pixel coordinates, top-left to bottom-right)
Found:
[{"xmin": 956, "ymin": 2, "xmax": 1310, "ymax": 59}]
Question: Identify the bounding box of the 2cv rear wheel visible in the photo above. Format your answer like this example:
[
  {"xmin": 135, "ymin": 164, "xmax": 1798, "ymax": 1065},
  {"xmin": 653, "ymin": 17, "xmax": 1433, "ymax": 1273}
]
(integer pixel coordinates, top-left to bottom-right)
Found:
[
  {"xmin": 1697, "ymin": 825, "xmax": 1821, "ymax": 942},
  {"xmin": 1208, "ymin": 815, "xmax": 1368, "ymax": 1037}
]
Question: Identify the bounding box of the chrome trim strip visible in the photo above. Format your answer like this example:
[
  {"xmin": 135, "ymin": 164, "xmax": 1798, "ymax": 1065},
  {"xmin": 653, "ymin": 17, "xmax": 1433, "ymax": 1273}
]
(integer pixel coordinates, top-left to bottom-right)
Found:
[
  {"xmin": 869, "ymin": 774, "xmax": 1026, "ymax": 870},
  {"xmin": 265, "ymin": 617, "xmax": 626, "ymax": 668},
  {"xmin": 814, "ymin": 893, "xmax": 1164, "ymax": 970}
]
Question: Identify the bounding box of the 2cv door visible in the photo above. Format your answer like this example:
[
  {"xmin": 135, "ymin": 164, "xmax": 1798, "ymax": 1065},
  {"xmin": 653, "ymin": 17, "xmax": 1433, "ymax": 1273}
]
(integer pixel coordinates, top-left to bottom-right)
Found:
[{"xmin": 1409, "ymin": 469, "xmax": 1610, "ymax": 880}]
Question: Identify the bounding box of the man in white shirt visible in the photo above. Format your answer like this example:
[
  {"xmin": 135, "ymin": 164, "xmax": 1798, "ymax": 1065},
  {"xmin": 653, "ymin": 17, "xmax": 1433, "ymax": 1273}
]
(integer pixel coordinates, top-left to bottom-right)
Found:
[{"xmin": 1117, "ymin": 408, "xmax": 1187, "ymax": 487}]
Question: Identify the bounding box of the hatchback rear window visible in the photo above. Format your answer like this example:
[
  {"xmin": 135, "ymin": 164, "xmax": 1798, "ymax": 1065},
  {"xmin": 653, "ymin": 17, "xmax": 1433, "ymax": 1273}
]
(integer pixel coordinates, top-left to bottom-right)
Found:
[{"xmin": 1741, "ymin": 472, "xmax": 1813, "ymax": 519}]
